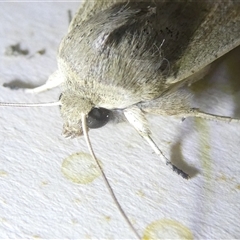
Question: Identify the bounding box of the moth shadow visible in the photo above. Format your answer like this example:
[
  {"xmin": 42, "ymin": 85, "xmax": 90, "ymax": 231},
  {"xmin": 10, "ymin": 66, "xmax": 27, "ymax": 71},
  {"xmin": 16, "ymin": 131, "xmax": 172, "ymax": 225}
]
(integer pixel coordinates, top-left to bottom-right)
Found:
[
  {"xmin": 191, "ymin": 46, "xmax": 240, "ymax": 118},
  {"xmin": 169, "ymin": 126, "xmax": 199, "ymax": 178},
  {"xmin": 3, "ymin": 79, "xmax": 39, "ymax": 90},
  {"xmin": 188, "ymin": 45, "xmax": 240, "ymax": 121}
]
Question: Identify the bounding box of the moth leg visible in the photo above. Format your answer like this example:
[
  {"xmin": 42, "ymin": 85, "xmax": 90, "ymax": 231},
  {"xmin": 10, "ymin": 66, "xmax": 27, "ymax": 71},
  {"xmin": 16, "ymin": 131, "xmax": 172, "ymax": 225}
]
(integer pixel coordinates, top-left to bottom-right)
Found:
[
  {"xmin": 123, "ymin": 106, "xmax": 189, "ymax": 179},
  {"xmin": 24, "ymin": 70, "xmax": 63, "ymax": 93},
  {"xmin": 138, "ymin": 87, "xmax": 240, "ymax": 123},
  {"xmin": 178, "ymin": 108, "xmax": 240, "ymax": 123}
]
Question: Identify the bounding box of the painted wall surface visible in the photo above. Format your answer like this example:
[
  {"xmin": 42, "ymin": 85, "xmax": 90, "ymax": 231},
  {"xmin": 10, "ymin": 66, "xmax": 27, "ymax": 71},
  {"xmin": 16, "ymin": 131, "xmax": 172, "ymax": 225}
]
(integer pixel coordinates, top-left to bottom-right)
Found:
[{"xmin": 0, "ymin": 2, "xmax": 240, "ymax": 239}]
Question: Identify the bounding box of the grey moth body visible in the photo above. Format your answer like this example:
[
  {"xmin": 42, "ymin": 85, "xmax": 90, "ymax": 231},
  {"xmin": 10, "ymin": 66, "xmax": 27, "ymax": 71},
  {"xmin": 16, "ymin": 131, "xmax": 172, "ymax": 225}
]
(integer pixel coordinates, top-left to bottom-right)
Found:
[{"xmin": 58, "ymin": 0, "xmax": 240, "ymax": 139}]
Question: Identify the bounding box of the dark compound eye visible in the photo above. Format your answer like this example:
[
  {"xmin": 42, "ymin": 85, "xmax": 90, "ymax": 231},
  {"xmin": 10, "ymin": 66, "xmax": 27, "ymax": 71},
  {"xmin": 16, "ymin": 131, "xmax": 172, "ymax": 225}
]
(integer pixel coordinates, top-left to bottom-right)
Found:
[{"xmin": 87, "ymin": 107, "xmax": 111, "ymax": 129}]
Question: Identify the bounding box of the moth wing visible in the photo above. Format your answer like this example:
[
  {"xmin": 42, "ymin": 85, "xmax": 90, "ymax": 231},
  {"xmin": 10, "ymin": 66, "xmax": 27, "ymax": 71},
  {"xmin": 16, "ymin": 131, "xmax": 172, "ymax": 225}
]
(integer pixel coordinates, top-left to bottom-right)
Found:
[
  {"xmin": 60, "ymin": 1, "xmax": 240, "ymax": 112},
  {"xmin": 140, "ymin": 1, "xmax": 240, "ymax": 115},
  {"xmin": 165, "ymin": 0, "xmax": 240, "ymax": 87},
  {"xmin": 70, "ymin": 0, "xmax": 240, "ymax": 86},
  {"xmin": 68, "ymin": 0, "xmax": 240, "ymax": 92},
  {"xmin": 68, "ymin": 0, "xmax": 124, "ymax": 32}
]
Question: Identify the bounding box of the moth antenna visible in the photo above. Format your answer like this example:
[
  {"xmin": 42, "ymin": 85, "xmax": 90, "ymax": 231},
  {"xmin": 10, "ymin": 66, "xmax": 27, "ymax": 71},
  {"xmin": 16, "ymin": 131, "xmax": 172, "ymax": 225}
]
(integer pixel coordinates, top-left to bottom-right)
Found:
[
  {"xmin": 0, "ymin": 101, "xmax": 61, "ymax": 107},
  {"xmin": 81, "ymin": 113, "xmax": 141, "ymax": 240}
]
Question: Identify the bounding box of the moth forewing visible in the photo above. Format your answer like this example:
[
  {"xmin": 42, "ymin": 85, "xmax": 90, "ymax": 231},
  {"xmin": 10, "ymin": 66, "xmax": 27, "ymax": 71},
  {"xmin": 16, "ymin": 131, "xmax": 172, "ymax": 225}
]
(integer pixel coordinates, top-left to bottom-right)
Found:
[
  {"xmin": 70, "ymin": 0, "xmax": 240, "ymax": 86},
  {"xmin": 58, "ymin": 0, "xmax": 240, "ymax": 178},
  {"xmin": 166, "ymin": 0, "xmax": 240, "ymax": 85}
]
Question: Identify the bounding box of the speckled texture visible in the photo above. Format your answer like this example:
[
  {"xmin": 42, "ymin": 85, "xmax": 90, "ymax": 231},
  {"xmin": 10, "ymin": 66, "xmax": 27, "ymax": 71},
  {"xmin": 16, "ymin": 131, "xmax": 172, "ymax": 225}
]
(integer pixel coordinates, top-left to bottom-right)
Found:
[{"xmin": 0, "ymin": 2, "xmax": 240, "ymax": 239}]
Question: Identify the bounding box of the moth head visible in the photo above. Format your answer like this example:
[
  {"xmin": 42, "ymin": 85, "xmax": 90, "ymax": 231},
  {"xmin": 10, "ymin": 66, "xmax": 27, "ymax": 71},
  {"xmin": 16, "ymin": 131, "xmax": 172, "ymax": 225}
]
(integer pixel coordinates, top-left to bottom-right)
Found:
[
  {"xmin": 59, "ymin": 93, "xmax": 111, "ymax": 138},
  {"xmin": 0, "ymin": 93, "xmax": 111, "ymax": 169},
  {"xmin": 58, "ymin": 92, "xmax": 112, "ymax": 166}
]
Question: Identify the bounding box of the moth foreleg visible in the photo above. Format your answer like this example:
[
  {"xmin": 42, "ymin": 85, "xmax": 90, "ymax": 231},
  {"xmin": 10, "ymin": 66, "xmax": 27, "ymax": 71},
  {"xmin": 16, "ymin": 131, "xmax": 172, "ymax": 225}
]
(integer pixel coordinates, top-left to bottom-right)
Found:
[
  {"xmin": 123, "ymin": 106, "xmax": 189, "ymax": 179},
  {"xmin": 180, "ymin": 109, "xmax": 240, "ymax": 123},
  {"xmin": 139, "ymin": 87, "xmax": 240, "ymax": 123},
  {"xmin": 24, "ymin": 70, "xmax": 63, "ymax": 93}
]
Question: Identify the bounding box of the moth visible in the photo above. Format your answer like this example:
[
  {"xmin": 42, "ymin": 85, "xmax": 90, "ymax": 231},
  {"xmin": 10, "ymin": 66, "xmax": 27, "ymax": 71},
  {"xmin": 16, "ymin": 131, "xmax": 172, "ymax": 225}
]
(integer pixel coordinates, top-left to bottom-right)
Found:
[
  {"xmin": 1, "ymin": 1, "xmax": 240, "ymax": 238},
  {"xmin": 15, "ymin": 0, "xmax": 240, "ymax": 178}
]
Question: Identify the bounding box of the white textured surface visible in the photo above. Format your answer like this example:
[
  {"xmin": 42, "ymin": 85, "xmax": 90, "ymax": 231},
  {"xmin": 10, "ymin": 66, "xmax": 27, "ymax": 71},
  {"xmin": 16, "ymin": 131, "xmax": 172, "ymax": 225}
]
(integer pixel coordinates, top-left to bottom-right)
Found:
[{"xmin": 0, "ymin": 2, "xmax": 240, "ymax": 239}]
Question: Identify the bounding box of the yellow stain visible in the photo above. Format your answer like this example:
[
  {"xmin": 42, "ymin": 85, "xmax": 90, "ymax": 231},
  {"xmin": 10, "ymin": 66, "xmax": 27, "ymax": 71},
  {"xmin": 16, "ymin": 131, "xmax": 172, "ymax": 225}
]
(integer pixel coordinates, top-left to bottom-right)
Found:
[
  {"xmin": 143, "ymin": 219, "xmax": 193, "ymax": 240},
  {"xmin": 104, "ymin": 215, "xmax": 111, "ymax": 222},
  {"xmin": 194, "ymin": 118, "xmax": 212, "ymax": 181},
  {"xmin": 0, "ymin": 170, "xmax": 8, "ymax": 177},
  {"xmin": 61, "ymin": 152, "xmax": 101, "ymax": 184}
]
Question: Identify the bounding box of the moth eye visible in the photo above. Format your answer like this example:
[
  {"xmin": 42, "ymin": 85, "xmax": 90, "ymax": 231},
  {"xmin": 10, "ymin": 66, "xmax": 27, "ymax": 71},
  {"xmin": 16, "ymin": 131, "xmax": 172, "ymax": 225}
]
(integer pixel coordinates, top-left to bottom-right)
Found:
[{"xmin": 87, "ymin": 107, "xmax": 111, "ymax": 129}]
